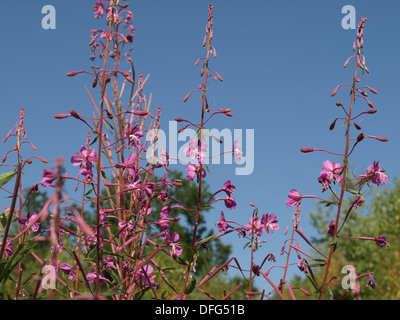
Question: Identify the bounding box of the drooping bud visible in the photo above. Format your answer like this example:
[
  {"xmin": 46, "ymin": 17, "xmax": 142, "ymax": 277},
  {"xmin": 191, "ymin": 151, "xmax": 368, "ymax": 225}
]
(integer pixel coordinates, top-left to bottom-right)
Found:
[
  {"xmin": 329, "ymin": 119, "xmax": 337, "ymax": 130},
  {"xmin": 69, "ymin": 109, "xmax": 80, "ymax": 119},
  {"xmin": 53, "ymin": 114, "xmax": 71, "ymax": 119},
  {"xmin": 354, "ymin": 123, "xmax": 362, "ymax": 130},
  {"xmin": 66, "ymin": 71, "xmax": 83, "ymax": 77},
  {"xmin": 357, "ymin": 132, "xmax": 365, "ymax": 142},
  {"xmin": 183, "ymin": 93, "xmax": 190, "ymax": 102},
  {"xmin": 300, "ymin": 148, "xmax": 314, "ymax": 153}
]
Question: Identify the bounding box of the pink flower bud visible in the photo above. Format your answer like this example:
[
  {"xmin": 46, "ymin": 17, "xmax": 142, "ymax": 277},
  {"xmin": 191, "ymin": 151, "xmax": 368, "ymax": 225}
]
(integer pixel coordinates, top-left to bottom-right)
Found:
[
  {"xmin": 66, "ymin": 71, "xmax": 84, "ymax": 77},
  {"xmin": 69, "ymin": 109, "xmax": 80, "ymax": 119},
  {"xmin": 300, "ymin": 148, "xmax": 314, "ymax": 153},
  {"xmin": 54, "ymin": 114, "xmax": 71, "ymax": 119},
  {"xmin": 133, "ymin": 111, "xmax": 148, "ymax": 116}
]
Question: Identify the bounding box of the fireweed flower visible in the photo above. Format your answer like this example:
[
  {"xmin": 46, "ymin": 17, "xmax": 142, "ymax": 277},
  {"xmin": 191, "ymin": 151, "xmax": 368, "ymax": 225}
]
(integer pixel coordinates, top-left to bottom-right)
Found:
[
  {"xmin": 222, "ymin": 180, "xmax": 236, "ymax": 196},
  {"xmin": 285, "ymin": 189, "xmax": 302, "ymax": 207},
  {"xmin": 260, "ymin": 213, "xmax": 279, "ymax": 236},
  {"xmin": 100, "ymin": 255, "xmax": 117, "ymax": 272},
  {"xmin": 217, "ymin": 211, "xmax": 229, "ymax": 232},
  {"xmin": 184, "ymin": 138, "xmax": 207, "ymax": 163},
  {"xmin": 158, "ymin": 206, "xmax": 171, "ymax": 231},
  {"xmin": 366, "ymin": 160, "xmax": 388, "ymax": 186},
  {"xmin": 86, "ymin": 272, "xmax": 108, "ymax": 287},
  {"xmin": 252, "ymin": 264, "xmax": 261, "ymax": 277},
  {"xmin": 115, "ymin": 152, "xmax": 137, "ymax": 178},
  {"xmin": 186, "ymin": 163, "xmax": 206, "ymax": 181},
  {"xmin": 366, "ymin": 274, "xmax": 376, "ymax": 289},
  {"xmin": 59, "ymin": 263, "xmax": 73, "ymax": 275},
  {"xmin": 71, "ymin": 146, "xmax": 98, "ymax": 171},
  {"xmin": 0, "ymin": 239, "xmax": 13, "ymax": 258},
  {"xmin": 375, "ymin": 236, "xmax": 389, "ymax": 247},
  {"xmin": 93, "ymin": 0, "xmax": 105, "ymax": 18},
  {"xmin": 318, "ymin": 160, "xmax": 342, "ymax": 191},
  {"xmin": 224, "ymin": 195, "xmax": 237, "ymax": 210},
  {"xmin": 18, "ymin": 212, "xmax": 40, "ymax": 235},
  {"xmin": 135, "ymin": 265, "xmax": 155, "ymax": 289},
  {"xmin": 353, "ymin": 195, "xmax": 365, "ymax": 209},
  {"xmin": 118, "ymin": 220, "xmax": 135, "ymax": 238},
  {"xmin": 297, "ymin": 258, "xmax": 309, "ymax": 273},
  {"xmin": 233, "ymin": 139, "xmax": 243, "ymax": 161},
  {"xmin": 41, "ymin": 169, "xmax": 57, "ymax": 187},
  {"xmin": 126, "ymin": 124, "xmax": 143, "ymax": 149},
  {"xmin": 327, "ymin": 220, "xmax": 335, "ymax": 236},
  {"xmin": 164, "ymin": 232, "xmax": 183, "ymax": 258},
  {"xmin": 244, "ymin": 217, "xmax": 263, "ymax": 237}
]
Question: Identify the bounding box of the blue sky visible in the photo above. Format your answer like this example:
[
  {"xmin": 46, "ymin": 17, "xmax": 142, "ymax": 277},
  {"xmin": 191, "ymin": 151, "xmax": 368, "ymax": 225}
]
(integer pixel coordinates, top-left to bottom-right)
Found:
[{"xmin": 1, "ymin": 1, "xmax": 399, "ymax": 294}]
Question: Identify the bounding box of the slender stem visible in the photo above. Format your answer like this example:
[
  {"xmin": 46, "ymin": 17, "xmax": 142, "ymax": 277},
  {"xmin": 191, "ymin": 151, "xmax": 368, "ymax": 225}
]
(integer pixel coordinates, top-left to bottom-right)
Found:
[{"xmin": 318, "ymin": 51, "xmax": 359, "ymax": 300}]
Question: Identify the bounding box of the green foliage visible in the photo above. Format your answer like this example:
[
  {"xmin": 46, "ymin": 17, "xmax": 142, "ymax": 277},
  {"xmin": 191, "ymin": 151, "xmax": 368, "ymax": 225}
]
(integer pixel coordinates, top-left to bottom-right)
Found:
[{"xmin": 288, "ymin": 178, "xmax": 400, "ymax": 300}]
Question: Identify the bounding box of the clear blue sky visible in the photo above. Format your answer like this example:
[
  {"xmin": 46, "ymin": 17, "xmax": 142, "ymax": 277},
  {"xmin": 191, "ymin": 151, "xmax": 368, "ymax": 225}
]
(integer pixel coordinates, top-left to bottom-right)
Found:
[{"xmin": 1, "ymin": 1, "xmax": 399, "ymax": 293}]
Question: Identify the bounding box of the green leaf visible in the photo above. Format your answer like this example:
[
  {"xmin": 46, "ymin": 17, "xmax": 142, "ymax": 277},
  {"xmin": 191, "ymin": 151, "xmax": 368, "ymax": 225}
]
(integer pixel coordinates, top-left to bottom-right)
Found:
[
  {"xmin": 184, "ymin": 276, "xmax": 197, "ymax": 295},
  {"xmin": 197, "ymin": 235, "xmax": 215, "ymax": 246},
  {"xmin": 0, "ymin": 171, "xmax": 17, "ymax": 189}
]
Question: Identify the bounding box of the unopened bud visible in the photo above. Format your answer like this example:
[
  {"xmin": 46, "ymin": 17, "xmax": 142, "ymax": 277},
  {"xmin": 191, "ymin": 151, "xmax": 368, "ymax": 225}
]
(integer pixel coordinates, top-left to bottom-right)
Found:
[
  {"xmin": 69, "ymin": 109, "xmax": 80, "ymax": 119},
  {"xmin": 54, "ymin": 114, "xmax": 71, "ymax": 119},
  {"xmin": 133, "ymin": 111, "xmax": 148, "ymax": 116},
  {"xmin": 354, "ymin": 123, "xmax": 362, "ymax": 130},
  {"xmin": 66, "ymin": 71, "xmax": 82, "ymax": 77},
  {"xmin": 357, "ymin": 132, "xmax": 364, "ymax": 142},
  {"xmin": 300, "ymin": 148, "xmax": 314, "ymax": 153},
  {"xmin": 329, "ymin": 119, "xmax": 337, "ymax": 130}
]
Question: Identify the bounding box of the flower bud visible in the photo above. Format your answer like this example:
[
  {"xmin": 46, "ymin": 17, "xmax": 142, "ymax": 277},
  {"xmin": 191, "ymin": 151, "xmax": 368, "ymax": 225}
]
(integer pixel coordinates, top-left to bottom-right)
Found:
[
  {"xmin": 133, "ymin": 111, "xmax": 148, "ymax": 116},
  {"xmin": 69, "ymin": 109, "xmax": 80, "ymax": 119},
  {"xmin": 354, "ymin": 123, "xmax": 362, "ymax": 130},
  {"xmin": 357, "ymin": 132, "xmax": 364, "ymax": 142},
  {"xmin": 54, "ymin": 114, "xmax": 71, "ymax": 119},
  {"xmin": 329, "ymin": 119, "xmax": 337, "ymax": 130},
  {"xmin": 300, "ymin": 148, "xmax": 314, "ymax": 153},
  {"xmin": 66, "ymin": 71, "xmax": 82, "ymax": 77}
]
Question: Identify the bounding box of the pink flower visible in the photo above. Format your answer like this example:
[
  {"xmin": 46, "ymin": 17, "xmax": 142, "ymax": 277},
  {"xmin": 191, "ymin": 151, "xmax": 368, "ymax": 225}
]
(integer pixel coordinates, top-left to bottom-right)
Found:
[
  {"xmin": 186, "ymin": 163, "xmax": 206, "ymax": 181},
  {"xmin": 164, "ymin": 232, "xmax": 183, "ymax": 258},
  {"xmin": 222, "ymin": 180, "xmax": 236, "ymax": 196},
  {"xmin": 260, "ymin": 213, "xmax": 279, "ymax": 236},
  {"xmin": 366, "ymin": 161, "xmax": 388, "ymax": 186},
  {"xmin": 135, "ymin": 265, "xmax": 155, "ymax": 289},
  {"xmin": 41, "ymin": 169, "xmax": 57, "ymax": 187},
  {"xmin": 224, "ymin": 195, "xmax": 236, "ymax": 210},
  {"xmin": 318, "ymin": 160, "xmax": 342, "ymax": 191},
  {"xmin": 233, "ymin": 140, "xmax": 243, "ymax": 161},
  {"xmin": 244, "ymin": 217, "xmax": 263, "ymax": 237},
  {"xmin": 217, "ymin": 212, "xmax": 229, "ymax": 232},
  {"xmin": 285, "ymin": 189, "xmax": 302, "ymax": 207},
  {"xmin": 375, "ymin": 236, "xmax": 389, "ymax": 247},
  {"xmin": 18, "ymin": 212, "xmax": 40, "ymax": 235},
  {"xmin": 93, "ymin": 1, "xmax": 105, "ymax": 19},
  {"xmin": 71, "ymin": 146, "xmax": 98, "ymax": 170},
  {"xmin": 184, "ymin": 138, "xmax": 207, "ymax": 163}
]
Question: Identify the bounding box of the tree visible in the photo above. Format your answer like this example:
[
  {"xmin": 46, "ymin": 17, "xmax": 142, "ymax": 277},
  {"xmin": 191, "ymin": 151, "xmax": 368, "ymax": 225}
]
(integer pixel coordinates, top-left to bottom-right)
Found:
[{"xmin": 287, "ymin": 178, "xmax": 400, "ymax": 300}]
